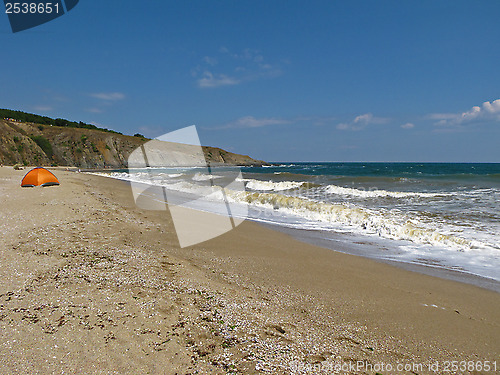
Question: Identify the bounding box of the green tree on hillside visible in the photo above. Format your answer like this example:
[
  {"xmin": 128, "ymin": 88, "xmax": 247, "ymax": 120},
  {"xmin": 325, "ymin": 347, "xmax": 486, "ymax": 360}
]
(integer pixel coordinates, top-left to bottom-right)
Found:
[{"xmin": 30, "ymin": 136, "xmax": 53, "ymax": 158}]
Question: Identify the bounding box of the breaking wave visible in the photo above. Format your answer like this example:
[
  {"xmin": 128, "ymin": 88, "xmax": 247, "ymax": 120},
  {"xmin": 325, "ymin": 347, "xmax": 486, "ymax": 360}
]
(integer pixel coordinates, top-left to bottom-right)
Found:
[
  {"xmin": 239, "ymin": 179, "xmax": 306, "ymax": 191},
  {"xmin": 226, "ymin": 190, "xmax": 493, "ymax": 252},
  {"xmin": 324, "ymin": 184, "xmax": 452, "ymax": 199}
]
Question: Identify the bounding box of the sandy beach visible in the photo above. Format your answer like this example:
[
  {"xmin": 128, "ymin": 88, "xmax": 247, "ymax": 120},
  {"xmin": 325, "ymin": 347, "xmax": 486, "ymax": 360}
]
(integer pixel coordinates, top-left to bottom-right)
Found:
[{"xmin": 0, "ymin": 167, "xmax": 498, "ymax": 374}]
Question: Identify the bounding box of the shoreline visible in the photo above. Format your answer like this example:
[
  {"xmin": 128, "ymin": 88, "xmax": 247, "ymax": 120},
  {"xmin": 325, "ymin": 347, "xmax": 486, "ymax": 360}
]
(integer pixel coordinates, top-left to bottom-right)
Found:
[
  {"xmin": 1, "ymin": 167, "xmax": 499, "ymax": 373},
  {"xmin": 266, "ymin": 223, "xmax": 500, "ymax": 294},
  {"xmin": 85, "ymin": 167, "xmax": 500, "ymax": 293}
]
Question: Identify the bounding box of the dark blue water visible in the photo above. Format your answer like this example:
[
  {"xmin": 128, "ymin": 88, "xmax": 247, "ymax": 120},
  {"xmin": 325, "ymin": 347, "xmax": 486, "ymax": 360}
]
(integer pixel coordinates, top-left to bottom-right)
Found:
[{"xmin": 243, "ymin": 162, "xmax": 500, "ymax": 179}]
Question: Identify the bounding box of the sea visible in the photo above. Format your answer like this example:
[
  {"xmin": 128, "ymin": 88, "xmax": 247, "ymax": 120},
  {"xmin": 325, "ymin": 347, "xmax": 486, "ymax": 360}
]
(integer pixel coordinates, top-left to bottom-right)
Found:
[{"xmin": 93, "ymin": 162, "xmax": 500, "ymax": 291}]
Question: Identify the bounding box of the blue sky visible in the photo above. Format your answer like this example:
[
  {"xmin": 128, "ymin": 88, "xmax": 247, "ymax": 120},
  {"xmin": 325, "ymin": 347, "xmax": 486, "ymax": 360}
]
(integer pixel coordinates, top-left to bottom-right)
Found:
[{"xmin": 1, "ymin": 1, "xmax": 499, "ymax": 162}]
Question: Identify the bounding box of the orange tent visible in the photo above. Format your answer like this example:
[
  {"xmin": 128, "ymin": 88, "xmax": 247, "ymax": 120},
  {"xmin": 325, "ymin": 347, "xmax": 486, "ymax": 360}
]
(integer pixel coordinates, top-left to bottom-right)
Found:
[{"xmin": 21, "ymin": 167, "xmax": 60, "ymax": 187}]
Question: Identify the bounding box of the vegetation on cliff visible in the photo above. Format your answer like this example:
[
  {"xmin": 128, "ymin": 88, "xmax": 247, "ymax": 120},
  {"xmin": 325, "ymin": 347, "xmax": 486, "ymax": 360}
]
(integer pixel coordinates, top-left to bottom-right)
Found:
[{"xmin": 0, "ymin": 108, "xmax": 122, "ymax": 134}]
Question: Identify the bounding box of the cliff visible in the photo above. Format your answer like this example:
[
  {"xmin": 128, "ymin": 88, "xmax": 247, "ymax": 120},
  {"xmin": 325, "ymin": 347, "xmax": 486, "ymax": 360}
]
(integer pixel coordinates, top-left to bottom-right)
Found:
[{"xmin": 0, "ymin": 118, "xmax": 267, "ymax": 168}]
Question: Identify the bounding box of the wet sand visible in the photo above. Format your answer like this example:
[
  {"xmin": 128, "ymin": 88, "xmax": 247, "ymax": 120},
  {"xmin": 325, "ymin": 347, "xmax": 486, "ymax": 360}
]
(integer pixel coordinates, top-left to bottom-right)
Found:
[
  {"xmin": 268, "ymin": 224, "xmax": 500, "ymax": 293},
  {"xmin": 0, "ymin": 167, "xmax": 498, "ymax": 374}
]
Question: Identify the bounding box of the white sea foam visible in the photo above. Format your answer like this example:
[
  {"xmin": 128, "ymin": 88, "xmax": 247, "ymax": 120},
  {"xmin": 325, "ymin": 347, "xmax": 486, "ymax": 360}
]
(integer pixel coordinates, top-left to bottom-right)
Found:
[
  {"xmin": 226, "ymin": 190, "xmax": 497, "ymax": 254},
  {"xmin": 192, "ymin": 172, "xmax": 222, "ymax": 181},
  {"xmin": 239, "ymin": 179, "xmax": 305, "ymax": 191},
  {"xmin": 325, "ymin": 184, "xmax": 452, "ymax": 199}
]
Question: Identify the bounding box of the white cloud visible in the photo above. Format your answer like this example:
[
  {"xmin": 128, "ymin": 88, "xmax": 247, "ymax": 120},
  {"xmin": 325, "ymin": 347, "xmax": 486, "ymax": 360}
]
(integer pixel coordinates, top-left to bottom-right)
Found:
[
  {"xmin": 202, "ymin": 56, "xmax": 218, "ymax": 66},
  {"xmin": 214, "ymin": 116, "xmax": 290, "ymax": 129},
  {"xmin": 354, "ymin": 113, "xmax": 373, "ymax": 123},
  {"xmin": 205, "ymin": 114, "xmax": 338, "ymax": 130},
  {"xmin": 337, "ymin": 113, "xmax": 389, "ymax": 131},
  {"xmin": 198, "ymin": 72, "xmax": 240, "ymax": 88},
  {"xmin": 401, "ymin": 122, "xmax": 415, "ymax": 129},
  {"xmin": 431, "ymin": 99, "xmax": 500, "ymax": 126},
  {"xmin": 483, "ymin": 100, "xmax": 500, "ymax": 114},
  {"xmin": 294, "ymin": 116, "xmax": 336, "ymax": 126},
  {"xmin": 195, "ymin": 47, "xmax": 282, "ymax": 89},
  {"xmin": 90, "ymin": 92, "xmax": 126, "ymax": 101}
]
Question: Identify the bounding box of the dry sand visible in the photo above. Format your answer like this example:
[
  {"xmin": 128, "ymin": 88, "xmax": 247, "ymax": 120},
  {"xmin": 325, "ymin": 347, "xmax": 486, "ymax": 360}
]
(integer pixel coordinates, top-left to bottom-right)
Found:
[{"xmin": 0, "ymin": 167, "xmax": 498, "ymax": 374}]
